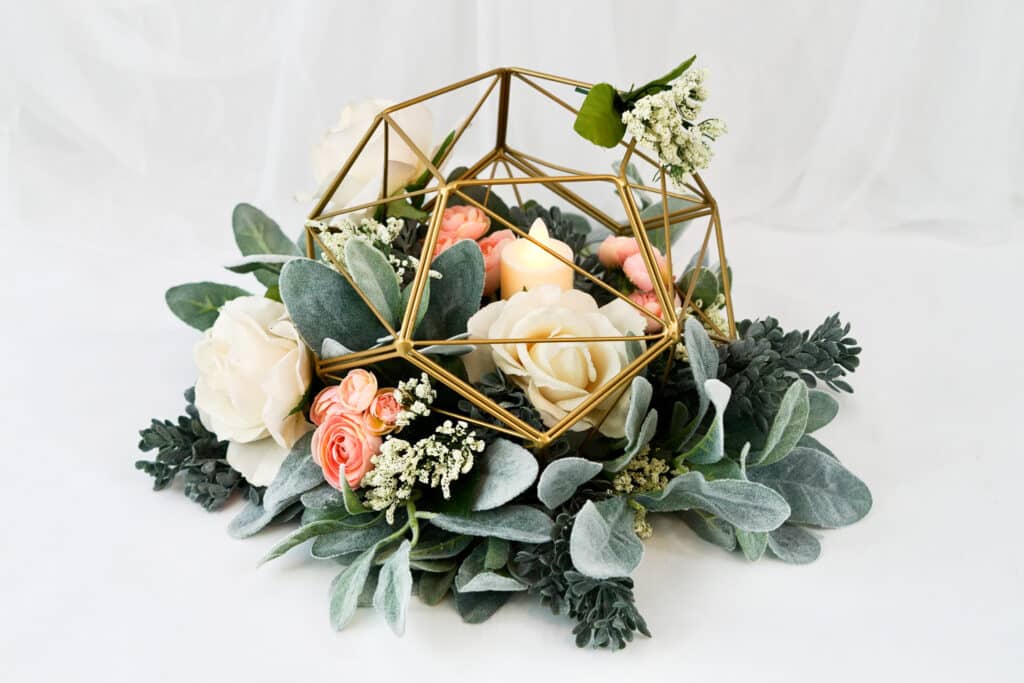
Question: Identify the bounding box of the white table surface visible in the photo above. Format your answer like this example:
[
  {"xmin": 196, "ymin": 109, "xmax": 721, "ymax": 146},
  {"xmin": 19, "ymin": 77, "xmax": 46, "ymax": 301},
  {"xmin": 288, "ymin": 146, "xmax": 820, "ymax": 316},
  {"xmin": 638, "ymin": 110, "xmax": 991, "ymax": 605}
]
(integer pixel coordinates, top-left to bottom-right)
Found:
[{"xmin": 2, "ymin": 215, "xmax": 1022, "ymax": 682}]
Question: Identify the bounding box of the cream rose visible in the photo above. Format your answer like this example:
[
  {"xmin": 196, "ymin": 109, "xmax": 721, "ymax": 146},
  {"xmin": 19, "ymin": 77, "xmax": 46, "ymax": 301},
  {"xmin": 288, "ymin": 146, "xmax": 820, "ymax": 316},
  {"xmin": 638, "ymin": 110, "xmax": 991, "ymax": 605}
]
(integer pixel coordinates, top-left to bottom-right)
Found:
[
  {"xmin": 310, "ymin": 99, "xmax": 433, "ymax": 210},
  {"xmin": 463, "ymin": 286, "xmax": 645, "ymax": 438},
  {"xmin": 194, "ymin": 296, "xmax": 313, "ymax": 486}
]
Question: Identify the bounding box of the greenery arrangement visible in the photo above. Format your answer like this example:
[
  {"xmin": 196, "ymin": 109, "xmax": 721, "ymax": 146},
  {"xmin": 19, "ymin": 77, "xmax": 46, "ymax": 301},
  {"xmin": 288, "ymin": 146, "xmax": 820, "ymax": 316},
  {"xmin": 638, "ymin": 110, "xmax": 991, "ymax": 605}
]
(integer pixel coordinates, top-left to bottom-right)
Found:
[{"xmin": 136, "ymin": 59, "xmax": 870, "ymax": 650}]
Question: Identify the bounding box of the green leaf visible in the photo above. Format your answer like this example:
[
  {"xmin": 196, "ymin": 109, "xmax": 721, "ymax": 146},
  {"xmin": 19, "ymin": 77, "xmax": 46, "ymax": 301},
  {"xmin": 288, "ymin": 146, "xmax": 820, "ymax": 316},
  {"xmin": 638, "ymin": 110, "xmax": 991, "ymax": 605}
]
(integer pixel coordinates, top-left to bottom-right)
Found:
[
  {"xmin": 806, "ymin": 390, "xmax": 839, "ymax": 433},
  {"xmin": 329, "ymin": 545, "xmax": 377, "ymax": 630},
  {"xmin": 259, "ymin": 519, "xmax": 350, "ymax": 564},
  {"xmin": 410, "ymin": 558, "xmax": 457, "ymax": 573},
  {"xmin": 373, "ymin": 539, "xmax": 412, "ymax": 636},
  {"xmin": 311, "ymin": 517, "xmax": 394, "ymax": 559},
  {"xmin": 339, "ymin": 472, "xmax": 370, "ymax": 514},
  {"xmin": 537, "ymin": 457, "xmax": 603, "ymax": 509},
  {"xmin": 344, "ymin": 239, "xmax": 402, "ymax": 328},
  {"xmin": 748, "ymin": 447, "xmax": 872, "ymax": 528},
  {"xmin": 430, "ymin": 506, "xmax": 554, "ymax": 543},
  {"xmin": 569, "ymin": 497, "xmax": 644, "ymax": 579},
  {"xmin": 642, "ymin": 198, "xmax": 697, "ymax": 251},
  {"xmin": 675, "ymin": 317, "xmax": 721, "ymax": 444},
  {"xmin": 232, "ymin": 203, "xmax": 300, "ymax": 286},
  {"xmin": 386, "ymin": 200, "xmax": 429, "ymax": 221},
  {"xmin": 416, "ymin": 239, "xmax": 485, "ymax": 341},
  {"xmin": 603, "ymin": 377, "xmax": 657, "ymax": 473},
  {"xmin": 674, "ymin": 379, "xmax": 730, "ymax": 466},
  {"xmin": 279, "ymin": 258, "xmax": 388, "ymax": 353},
  {"xmin": 408, "ymin": 129, "xmax": 456, "ymax": 192},
  {"xmin": 625, "ymin": 55, "xmax": 696, "ymax": 100},
  {"xmin": 224, "ymin": 253, "xmax": 296, "ymax": 276},
  {"xmin": 573, "ymin": 83, "xmax": 626, "ymax": 148},
  {"xmin": 689, "ymin": 458, "xmax": 743, "ymax": 481},
  {"xmin": 767, "ymin": 524, "xmax": 821, "ymax": 564},
  {"xmin": 635, "ymin": 471, "xmax": 790, "ymax": 533},
  {"xmin": 165, "ymin": 282, "xmax": 251, "ymax": 331},
  {"xmin": 679, "ymin": 511, "xmax": 736, "ymax": 551},
  {"xmin": 409, "ymin": 531, "xmax": 473, "ymax": 560},
  {"xmin": 754, "ymin": 380, "xmax": 810, "ymax": 467},
  {"xmin": 484, "ymin": 537, "xmax": 510, "ymax": 570},
  {"xmin": 453, "ymin": 589, "xmax": 511, "ymax": 624},
  {"xmin": 401, "ymin": 278, "xmax": 430, "ymax": 337},
  {"xmin": 736, "ymin": 530, "xmax": 768, "ymax": 561},
  {"xmin": 301, "ymin": 483, "xmax": 345, "ymax": 510},
  {"xmin": 455, "ymin": 543, "xmax": 526, "ymax": 593},
  {"xmin": 470, "ymin": 438, "xmax": 539, "ymax": 511},
  {"xmin": 418, "ymin": 567, "xmax": 456, "ymax": 605},
  {"xmin": 678, "ymin": 268, "xmax": 719, "ymax": 309}
]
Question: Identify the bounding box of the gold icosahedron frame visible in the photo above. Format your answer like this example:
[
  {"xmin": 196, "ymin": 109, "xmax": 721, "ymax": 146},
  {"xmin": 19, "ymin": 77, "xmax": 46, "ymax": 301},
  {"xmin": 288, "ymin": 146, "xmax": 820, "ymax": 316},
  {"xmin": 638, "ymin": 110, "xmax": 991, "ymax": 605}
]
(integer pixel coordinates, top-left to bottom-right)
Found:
[{"xmin": 304, "ymin": 67, "xmax": 736, "ymax": 446}]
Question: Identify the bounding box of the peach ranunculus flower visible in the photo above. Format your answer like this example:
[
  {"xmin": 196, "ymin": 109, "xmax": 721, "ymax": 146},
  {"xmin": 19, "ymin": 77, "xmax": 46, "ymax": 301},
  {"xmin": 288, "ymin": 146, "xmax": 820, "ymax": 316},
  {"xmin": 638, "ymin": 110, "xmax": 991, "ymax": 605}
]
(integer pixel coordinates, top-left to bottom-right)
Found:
[
  {"xmin": 338, "ymin": 368, "xmax": 378, "ymax": 412},
  {"xmin": 597, "ymin": 235, "xmax": 642, "ymax": 268},
  {"xmin": 628, "ymin": 290, "xmax": 681, "ymax": 333},
  {"xmin": 312, "ymin": 412, "xmax": 382, "ymax": 490},
  {"xmin": 622, "ymin": 249, "xmax": 670, "ymax": 292},
  {"xmin": 435, "ymin": 205, "xmax": 490, "ymax": 256},
  {"xmin": 477, "ymin": 229, "xmax": 516, "ymax": 296},
  {"xmin": 364, "ymin": 389, "xmax": 401, "ymax": 435}
]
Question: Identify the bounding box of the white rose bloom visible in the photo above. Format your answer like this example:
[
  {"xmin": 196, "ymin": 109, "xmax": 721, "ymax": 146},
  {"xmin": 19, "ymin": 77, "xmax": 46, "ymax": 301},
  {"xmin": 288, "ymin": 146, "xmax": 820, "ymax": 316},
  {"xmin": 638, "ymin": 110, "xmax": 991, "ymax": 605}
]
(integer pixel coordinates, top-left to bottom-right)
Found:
[
  {"xmin": 310, "ymin": 99, "xmax": 433, "ymax": 210},
  {"xmin": 464, "ymin": 286, "xmax": 646, "ymax": 438},
  {"xmin": 193, "ymin": 296, "xmax": 313, "ymax": 486}
]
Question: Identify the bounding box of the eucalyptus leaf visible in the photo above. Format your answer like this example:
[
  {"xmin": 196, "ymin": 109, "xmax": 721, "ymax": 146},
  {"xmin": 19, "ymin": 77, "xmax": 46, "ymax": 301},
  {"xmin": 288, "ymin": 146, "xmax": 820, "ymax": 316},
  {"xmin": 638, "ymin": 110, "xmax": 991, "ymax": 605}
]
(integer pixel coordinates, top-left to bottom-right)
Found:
[
  {"xmin": 470, "ymin": 438, "xmax": 539, "ymax": 511},
  {"xmin": 754, "ymin": 380, "xmax": 810, "ymax": 467},
  {"xmin": 635, "ymin": 471, "xmax": 790, "ymax": 533},
  {"xmin": 430, "ymin": 506, "xmax": 553, "ymax": 543},
  {"xmin": 165, "ymin": 282, "xmax": 251, "ymax": 331},
  {"xmin": 736, "ymin": 530, "xmax": 768, "ymax": 561},
  {"xmin": 798, "ymin": 433, "xmax": 836, "ymax": 459},
  {"xmin": 373, "ymin": 539, "xmax": 412, "ymax": 635},
  {"xmin": 806, "ymin": 390, "xmax": 839, "ymax": 433},
  {"xmin": 418, "ymin": 568, "xmax": 456, "ymax": 605},
  {"xmin": 232, "ymin": 203, "xmax": 300, "ymax": 286},
  {"xmin": 329, "ymin": 545, "xmax": 377, "ymax": 630},
  {"xmin": 573, "ymin": 83, "xmax": 626, "ymax": 148},
  {"xmin": 345, "ymin": 239, "xmax": 402, "ymax": 328},
  {"xmin": 415, "ymin": 240, "xmax": 485, "ymax": 341},
  {"xmin": 748, "ymin": 447, "xmax": 871, "ymax": 528},
  {"xmin": 674, "ymin": 379, "xmax": 730, "ymax": 466},
  {"xmin": 767, "ymin": 524, "xmax": 821, "ymax": 564},
  {"xmin": 569, "ymin": 497, "xmax": 644, "ymax": 579},
  {"xmin": 537, "ymin": 457, "xmax": 603, "ymax": 509}
]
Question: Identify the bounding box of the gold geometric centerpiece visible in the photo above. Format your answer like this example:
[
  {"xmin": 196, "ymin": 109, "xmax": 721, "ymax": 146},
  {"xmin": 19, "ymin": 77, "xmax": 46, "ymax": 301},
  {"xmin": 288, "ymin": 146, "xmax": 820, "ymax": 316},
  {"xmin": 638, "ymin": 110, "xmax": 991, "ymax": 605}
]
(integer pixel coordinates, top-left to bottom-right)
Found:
[{"xmin": 304, "ymin": 67, "xmax": 736, "ymax": 446}]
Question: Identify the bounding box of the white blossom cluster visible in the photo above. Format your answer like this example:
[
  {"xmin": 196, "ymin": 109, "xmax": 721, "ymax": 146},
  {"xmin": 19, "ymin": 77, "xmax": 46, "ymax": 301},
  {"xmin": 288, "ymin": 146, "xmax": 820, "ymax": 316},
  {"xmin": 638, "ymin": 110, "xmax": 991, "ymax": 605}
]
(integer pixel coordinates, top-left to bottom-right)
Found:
[
  {"xmin": 394, "ymin": 372, "xmax": 437, "ymax": 428},
  {"xmin": 361, "ymin": 420, "xmax": 485, "ymax": 523},
  {"xmin": 620, "ymin": 68, "xmax": 726, "ymax": 188},
  {"xmin": 674, "ymin": 293, "xmax": 730, "ymax": 358},
  {"xmin": 306, "ymin": 215, "xmax": 404, "ymax": 267}
]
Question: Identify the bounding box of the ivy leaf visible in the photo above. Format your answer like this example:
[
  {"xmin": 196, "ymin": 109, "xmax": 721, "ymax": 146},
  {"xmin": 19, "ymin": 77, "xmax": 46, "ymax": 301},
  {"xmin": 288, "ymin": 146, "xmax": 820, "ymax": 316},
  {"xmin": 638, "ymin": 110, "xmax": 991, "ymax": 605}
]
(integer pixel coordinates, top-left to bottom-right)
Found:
[
  {"xmin": 573, "ymin": 83, "xmax": 626, "ymax": 148},
  {"xmin": 329, "ymin": 545, "xmax": 377, "ymax": 630},
  {"xmin": 430, "ymin": 506, "xmax": 553, "ymax": 543},
  {"xmin": 470, "ymin": 438, "xmax": 539, "ymax": 511},
  {"xmin": 373, "ymin": 539, "xmax": 413, "ymax": 636},
  {"xmin": 635, "ymin": 471, "xmax": 790, "ymax": 533},
  {"xmin": 165, "ymin": 282, "xmax": 250, "ymax": 331},
  {"xmin": 232, "ymin": 203, "xmax": 300, "ymax": 286},
  {"xmin": 537, "ymin": 457, "xmax": 603, "ymax": 509},
  {"xmin": 569, "ymin": 497, "xmax": 644, "ymax": 579},
  {"xmin": 753, "ymin": 380, "xmax": 809, "ymax": 467}
]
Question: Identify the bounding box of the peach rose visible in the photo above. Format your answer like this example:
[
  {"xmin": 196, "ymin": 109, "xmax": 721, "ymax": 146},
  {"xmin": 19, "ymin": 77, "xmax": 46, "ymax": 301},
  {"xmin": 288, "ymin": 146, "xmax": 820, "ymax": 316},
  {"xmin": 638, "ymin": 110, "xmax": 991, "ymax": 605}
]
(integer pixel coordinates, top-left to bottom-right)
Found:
[
  {"xmin": 312, "ymin": 412, "xmax": 381, "ymax": 490},
  {"xmin": 364, "ymin": 389, "xmax": 401, "ymax": 435},
  {"xmin": 597, "ymin": 236, "xmax": 642, "ymax": 268},
  {"xmin": 435, "ymin": 205, "xmax": 490, "ymax": 256},
  {"xmin": 338, "ymin": 368, "xmax": 378, "ymax": 413},
  {"xmin": 629, "ymin": 290, "xmax": 681, "ymax": 333},
  {"xmin": 477, "ymin": 229, "xmax": 515, "ymax": 296},
  {"xmin": 622, "ymin": 249, "xmax": 670, "ymax": 292}
]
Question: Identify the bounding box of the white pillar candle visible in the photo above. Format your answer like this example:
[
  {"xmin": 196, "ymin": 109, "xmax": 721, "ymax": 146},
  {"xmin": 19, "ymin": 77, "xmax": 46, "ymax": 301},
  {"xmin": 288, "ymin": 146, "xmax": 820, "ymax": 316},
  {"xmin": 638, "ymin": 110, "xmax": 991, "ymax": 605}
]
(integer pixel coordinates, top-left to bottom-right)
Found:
[{"xmin": 500, "ymin": 218, "xmax": 574, "ymax": 299}]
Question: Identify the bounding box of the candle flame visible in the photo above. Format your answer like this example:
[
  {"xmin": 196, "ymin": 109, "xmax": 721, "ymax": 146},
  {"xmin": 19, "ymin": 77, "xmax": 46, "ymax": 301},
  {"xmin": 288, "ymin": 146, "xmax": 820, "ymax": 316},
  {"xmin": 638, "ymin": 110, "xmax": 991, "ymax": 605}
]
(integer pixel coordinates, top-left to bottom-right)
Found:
[{"xmin": 527, "ymin": 218, "xmax": 550, "ymax": 242}]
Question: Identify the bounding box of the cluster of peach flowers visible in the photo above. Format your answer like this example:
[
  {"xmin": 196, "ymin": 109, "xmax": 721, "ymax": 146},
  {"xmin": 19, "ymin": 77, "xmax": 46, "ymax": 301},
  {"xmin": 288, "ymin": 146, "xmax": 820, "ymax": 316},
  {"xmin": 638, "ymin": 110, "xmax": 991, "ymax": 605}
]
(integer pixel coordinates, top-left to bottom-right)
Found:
[
  {"xmin": 435, "ymin": 205, "xmax": 515, "ymax": 297},
  {"xmin": 309, "ymin": 369, "xmax": 400, "ymax": 491},
  {"xmin": 598, "ymin": 236, "xmax": 679, "ymax": 333}
]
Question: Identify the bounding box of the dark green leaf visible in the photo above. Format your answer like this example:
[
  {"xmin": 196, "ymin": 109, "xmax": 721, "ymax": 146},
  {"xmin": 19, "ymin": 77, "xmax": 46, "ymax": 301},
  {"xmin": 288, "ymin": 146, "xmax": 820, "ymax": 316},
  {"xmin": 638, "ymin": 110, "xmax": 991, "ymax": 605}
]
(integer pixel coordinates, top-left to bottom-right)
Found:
[
  {"xmin": 165, "ymin": 282, "xmax": 251, "ymax": 331},
  {"xmin": 573, "ymin": 83, "xmax": 626, "ymax": 148}
]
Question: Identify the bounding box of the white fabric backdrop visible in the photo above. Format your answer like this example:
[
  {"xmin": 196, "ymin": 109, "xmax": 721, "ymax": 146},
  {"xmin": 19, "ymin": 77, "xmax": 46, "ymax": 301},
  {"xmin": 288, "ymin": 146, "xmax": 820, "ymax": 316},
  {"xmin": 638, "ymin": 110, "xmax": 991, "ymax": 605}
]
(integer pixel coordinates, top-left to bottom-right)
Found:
[{"xmin": 2, "ymin": 2, "xmax": 1022, "ymax": 682}]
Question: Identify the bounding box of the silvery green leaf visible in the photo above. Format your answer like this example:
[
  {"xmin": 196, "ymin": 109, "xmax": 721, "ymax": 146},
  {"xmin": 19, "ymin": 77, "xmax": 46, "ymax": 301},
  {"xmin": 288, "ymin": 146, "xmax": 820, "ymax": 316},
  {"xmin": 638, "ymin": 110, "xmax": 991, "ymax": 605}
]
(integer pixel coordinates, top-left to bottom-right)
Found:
[
  {"xmin": 537, "ymin": 457, "xmax": 603, "ymax": 509},
  {"xmin": 678, "ymin": 268, "xmax": 719, "ymax": 308},
  {"xmin": 224, "ymin": 253, "xmax": 296, "ymax": 275},
  {"xmin": 484, "ymin": 537, "xmax": 510, "ymax": 570},
  {"xmin": 690, "ymin": 458, "xmax": 743, "ymax": 481},
  {"xmin": 329, "ymin": 545, "xmax": 377, "ymax": 630},
  {"xmin": 301, "ymin": 483, "xmax": 345, "ymax": 510},
  {"xmin": 418, "ymin": 568, "xmax": 456, "ymax": 605},
  {"xmin": 685, "ymin": 248, "xmax": 711, "ymax": 271},
  {"xmin": 736, "ymin": 530, "xmax": 768, "ymax": 561},
  {"xmin": 674, "ymin": 379, "xmax": 730, "ymax": 466},
  {"xmin": 321, "ymin": 338, "xmax": 355, "ymax": 359},
  {"xmin": 401, "ymin": 278, "xmax": 430, "ymax": 336},
  {"xmin": 753, "ymin": 380, "xmax": 809, "ymax": 466},
  {"xmin": 410, "ymin": 558, "xmax": 457, "ymax": 573},
  {"xmin": 165, "ymin": 281, "xmax": 250, "ymax": 331},
  {"xmin": 767, "ymin": 524, "xmax": 821, "ymax": 564},
  {"xmin": 312, "ymin": 518, "xmax": 394, "ymax": 559},
  {"xmin": 232, "ymin": 203, "xmax": 300, "ymax": 286},
  {"xmin": 455, "ymin": 544, "xmax": 526, "ymax": 593},
  {"xmin": 344, "ymin": 239, "xmax": 402, "ymax": 328},
  {"xmin": 430, "ymin": 506, "xmax": 553, "ymax": 543},
  {"xmin": 453, "ymin": 589, "xmax": 511, "ymax": 624},
  {"xmin": 339, "ymin": 476, "xmax": 369, "ymax": 514},
  {"xmin": 262, "ymin": 433, "xmax": 322, "ymax": 512},
  {"xmin": 415, "ymin": 239, "xmax": 485, "ymax": 340},
  {"xmin": 279, "ymin": 258, "xmax": 388, "ymax": 354},
  {"xmin": 227, "ymin": 500, "xmax": 276, "ymax": 539},
  {"xmin": 259, "ymin": 520, "xmax": 351, "ymax": 565},
  {"xmin": 603, "ymin": 377, "xmax": 657, "ymax": 473},
  {"xmin": 677, "ymin": 317, "xmax": 720, "ymax": 443},
  {"xmin": 679, "ymin": 511, "xmax": 737, "ymax": 551},
  {"xmin": 373, "ymin": 539, "xmax": 412, "ymax": 636},
  {"xmin": 642, "ymin": 198, "xmax": 695, "ymax": 251},
  {"xmin": 409, "ymin": 532, "xmax": 473, "ymax": 560},
  {"xmin": 470, "ymin": 438, "xmax": 539, "ymax": 511},
  {"xmin": 357, "ymin": 566, "xmax": 380, "ymax": 608},
  {"xmin": 748, "ymin": 446, "xmax": 872, "ymax": 528},
  {"xmin": 635, "ymin": 471, "xmax": 790, "ymax": 532},
  {"xmin": 569, "ymin": 498, "xmax": 644, "ymax": 579},
  {"xmin": 664, "ymin": 402, "xmax": 691, "ymax": 451},
  {"xmin": 798, "ymin": 433, "xmax": 836, "ymax": 459},
  {"xmin": 806, "ymin": 390, "xmax": 839, "ymax": 433}
]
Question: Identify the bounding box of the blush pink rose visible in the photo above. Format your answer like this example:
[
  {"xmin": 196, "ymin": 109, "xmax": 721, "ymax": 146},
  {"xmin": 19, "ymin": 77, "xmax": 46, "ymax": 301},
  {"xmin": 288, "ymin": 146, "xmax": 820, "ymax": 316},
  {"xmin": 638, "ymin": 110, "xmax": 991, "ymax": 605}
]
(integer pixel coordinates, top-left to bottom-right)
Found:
[
  {"xmin": 628, "ymin": 290, "xmax": 681, "ymax": 333},
  {"xmin": 310, "ymin": 385, "xmax": 344, "ymax": 426},
  {"xmin": 597, "ymin": 236, "xmax": 642, "ymax": 268},
  {"xmin": 435, "ymin": 205, "xmax": 491, "ymax": 256},
  {"xmin": 312, "ymin": 412, "xmax": 381, "ymax": 490},
  {"xmin": 337, "ymin": 368, "xmax": 378, "ymax": 413},
  {"xmin": 622, "ymin": 249, "xmax": 670, "ymax": 292},
  {"xmin": 477, "ymin": 229, "xmax": 515, "ymax": 296},
  {"xmin": 364, "ymin": 388, "xmax": 401, "ymax": 435}
]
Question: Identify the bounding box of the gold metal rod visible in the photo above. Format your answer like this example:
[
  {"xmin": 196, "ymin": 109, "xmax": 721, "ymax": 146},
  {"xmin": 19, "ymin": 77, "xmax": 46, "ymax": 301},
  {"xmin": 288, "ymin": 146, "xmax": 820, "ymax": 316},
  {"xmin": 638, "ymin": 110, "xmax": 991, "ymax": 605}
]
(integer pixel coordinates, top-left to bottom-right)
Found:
[
  {"xmin": 690, "ymin": 299, "xmax": 729, "ymax": 339},
  {"xmin": 308, "ymin": 116, "xmax": 382, "ymax": 220},
  {"xmin": 454, "ymin": 172, "xmax": 620, "ymax": 187},
  {"xmin": 711, "ymin": 203, "xmax": 737, "ymax": 337},
  {"xmin": 383, "ymin": 114, "xmax": 444, "ymax": 188},
  {"xmin": 381, "ymin": 68, "xmax": 506, "ymax": 115},
  {"xmin": 318, "ymin": 349, "xmax": 402, "ymax": 374},
  {"xmin": 398, "ymin": 188, "xmax": 449, "ymax": 337},
  {"xmin": 411, "ymin": 333, "xmax": 663, "ymax": 347},
  {"xmin": 619, "ymin": 181, "xmax": 676, "ymax": 326},
  {"xmin": 496, "ymin": 71, "xmax": 511, "ymax": 149},
  {"xmin": 628, "ymin": 183, "xmax": 705, "ymax": 204},
  {"xmin": 508, "ymin": 66, "xmax": 594, "ymax": 89},
  {"xmin": 677, "ymin": 215, "xmax": 715, "ymax": 311},
  {"xmin": 619, "ymin": 139, "xmax": 637, "ymax": 178},
  {"xmin": 623, "ymin": 205, "xmax": 712, "ymax": 231},
  {"xmin": 481, "ymin": 158, "xmax": 500, "ymax": 208},
  {"xmin": 435, "ymin": 75, "xmax": 501, "ymax": 170},
  {"xmin": 429, "ymin": 407, "xmax": 530, "ymax": 440},
  {"xmin": 380, "ymin": 120, "xmax": 389, "ymax": 204},
  {"xmin": 689, "ymin": 173, "xmax": 711, "ymax": 200},
  {"xmin": 660, "ymin": 172, "xmax": 673, "ymax": 283},
  {"xmin": 314, "ymin": 186, "xmax": 436, "ymax": 222},
  {"xmin": 505, "ymin": 146, "xmax": 594, "ymax": 178},
  {"xmin": 498, "ymin": 158, "xmax": 526, "ymax": 209}
]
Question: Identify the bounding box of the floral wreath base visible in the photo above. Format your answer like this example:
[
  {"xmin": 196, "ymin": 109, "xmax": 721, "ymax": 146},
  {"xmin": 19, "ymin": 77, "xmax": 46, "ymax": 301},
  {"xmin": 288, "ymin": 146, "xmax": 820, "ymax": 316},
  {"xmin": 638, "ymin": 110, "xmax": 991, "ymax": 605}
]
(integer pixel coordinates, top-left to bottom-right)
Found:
[{"xmin": 137, "ymin": 59, "xmax": 870, "ymax": 650}]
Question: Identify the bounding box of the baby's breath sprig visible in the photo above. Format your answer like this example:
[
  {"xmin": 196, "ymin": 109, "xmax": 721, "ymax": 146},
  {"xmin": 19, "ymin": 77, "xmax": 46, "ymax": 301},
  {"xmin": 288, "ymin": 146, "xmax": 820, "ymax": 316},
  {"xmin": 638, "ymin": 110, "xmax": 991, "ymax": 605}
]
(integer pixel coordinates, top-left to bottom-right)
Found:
[{"xmin": 394, "ymin": 372, "xmax": 436, "ymax": 429}]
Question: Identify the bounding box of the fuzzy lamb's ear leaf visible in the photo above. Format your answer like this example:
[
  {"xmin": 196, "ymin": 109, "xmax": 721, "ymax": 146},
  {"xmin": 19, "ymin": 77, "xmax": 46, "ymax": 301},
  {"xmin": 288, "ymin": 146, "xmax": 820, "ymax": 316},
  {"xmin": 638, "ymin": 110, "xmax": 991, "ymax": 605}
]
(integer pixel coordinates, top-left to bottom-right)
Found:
[
  {"xmin": 165, "ymin": 282, "xmax": 251, "ymax": 331},
  {"xmin": 401, "ymin": 278, "xmax": 430, "ymax": 337},
  {"xmin": 430, "ymin": 506, "xmax": 553, "ymax": 543},
  {"xmin": 345, "ymin": 239, "xmax": 402, "ymax": 328},
  {"xmin": 767, "ymin": 524, "xmax": 821, "ymax": 564},
  {"xmin": 416, "ymin": 239, "xmax": 485, "ymax": 340},
  {"xmin": 679, "ymin": 511, "xmax": 737, "ymax": 551},
  {"xmin": 232, "ymin": 203, "xmax": 300, "ymax": 286},
  {"xmin": 537, "ymin": 457, "xmax": 603, "ymax": 509},
  {"xmin": 329, "ymin": 545, "xmax": 378, "ymax": 630},
  {"xmin": 806, "ymin": 390, "xmax": 839, "ymax": 433},
  {"xmin": 674, "ymin": 379, "xmax": 730, "ymax": 466},
  {"xmin": 635, "ymin": 471, "xmax": 790, "ymax": 533},
  {"xmin": 259, "ymin": 519, "xmax": 350, "ymax": 565},
  {"xmin": 748, "ymin": 446, "xmax": 871, "ymax": 528},
  {"xmin": 279, "ymin": 258, "xmax": 389, "ymax": 354},
  {"xmin": 453, "ymin": 589, "xmax": 511, "ymax": 624},
  {"xmin": 311, "ymin": 516, "xmax": 394, "ymax": 559},
  {"xmin": 418, "ymin": 567, "xmax": 456, "ymax": 606},
  {"xmin": 736, "ymin": 530, "xmax": 768, "ymax": 561},
  {"xmin": 603, "ymin": 377, "xmax": 657, "ymax": 473},
  {"xmin": 676, "ymin": 317, "xmax": 721, "ymax": 444},
  {"xmin": 470, "ymin": 439, "xmax": 539, "ymax": 511},
  {"xmin": 753, "ymin": 380, "xmax": 810, "ymax": 466},
  {"xmin": 455, "ymin": 543, "xmax": 526, "ymax": 593},
  {"xmin": 373, "ymin": 539, "xmax": 413, "ymax": 636},
  {"xmin": 570, "ymin": 497, "xmax": 644, "ymax": 579}
]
